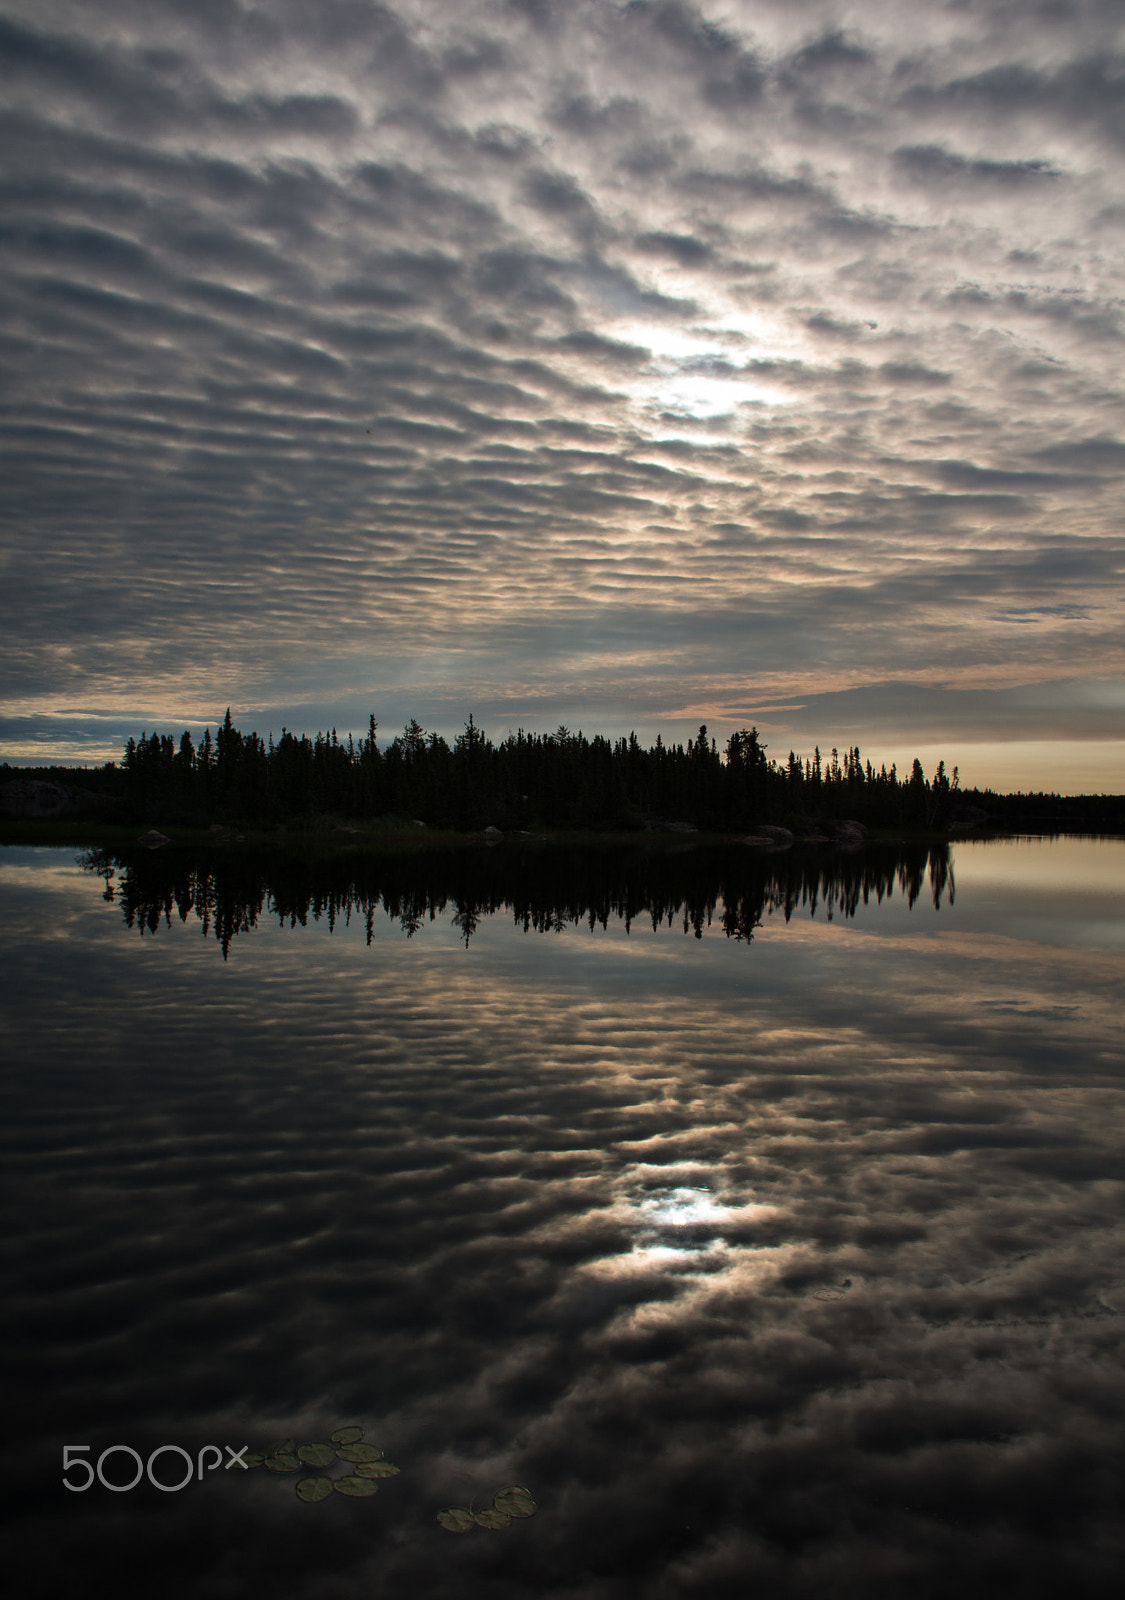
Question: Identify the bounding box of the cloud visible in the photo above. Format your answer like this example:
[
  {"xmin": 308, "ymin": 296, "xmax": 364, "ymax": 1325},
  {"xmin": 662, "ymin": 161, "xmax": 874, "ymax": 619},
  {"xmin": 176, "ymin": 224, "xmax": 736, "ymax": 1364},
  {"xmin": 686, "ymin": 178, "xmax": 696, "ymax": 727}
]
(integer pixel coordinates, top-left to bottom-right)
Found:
[
  {"xmin": 894, "ymin": 143, "xmax": 1063, "ymax": 187},
  {"xmin": 0, "ymin": 0, "xmax": 1122, "ymax": 788},
  {"xmin": 899, "ymin": 49, "xmax": 1125, "ymax": 148}
]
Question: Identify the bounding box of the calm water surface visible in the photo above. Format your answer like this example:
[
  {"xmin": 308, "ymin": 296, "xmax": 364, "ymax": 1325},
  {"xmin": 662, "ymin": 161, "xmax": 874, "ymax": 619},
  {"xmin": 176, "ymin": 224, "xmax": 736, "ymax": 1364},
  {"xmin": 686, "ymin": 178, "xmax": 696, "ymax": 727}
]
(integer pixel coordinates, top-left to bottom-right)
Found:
[{"xmin": 3, "ymin": 837, "xmax": 1123, "ymax": 1597}]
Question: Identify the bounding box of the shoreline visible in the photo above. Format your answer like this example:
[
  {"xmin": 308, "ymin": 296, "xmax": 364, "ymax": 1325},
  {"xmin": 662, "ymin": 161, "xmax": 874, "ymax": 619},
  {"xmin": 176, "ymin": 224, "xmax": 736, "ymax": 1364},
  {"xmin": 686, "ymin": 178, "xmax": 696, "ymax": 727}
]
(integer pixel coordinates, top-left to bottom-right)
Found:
[{"xmin": 2, "ymin": 818, "xmax": 1121, "ymax": 854}]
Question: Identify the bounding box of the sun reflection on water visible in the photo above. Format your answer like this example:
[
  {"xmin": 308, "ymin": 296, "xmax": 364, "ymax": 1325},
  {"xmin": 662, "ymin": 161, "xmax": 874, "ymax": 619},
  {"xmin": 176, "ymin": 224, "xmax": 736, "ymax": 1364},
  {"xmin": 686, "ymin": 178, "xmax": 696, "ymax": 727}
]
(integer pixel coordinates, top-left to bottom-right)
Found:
[
  {"xmin": 638, "ymin": 1185, "xmax": 729, "ymax": 1232},
  {"xmin": 619, "ymin": 1171, "xmax": 770, "ymax": 1266}
]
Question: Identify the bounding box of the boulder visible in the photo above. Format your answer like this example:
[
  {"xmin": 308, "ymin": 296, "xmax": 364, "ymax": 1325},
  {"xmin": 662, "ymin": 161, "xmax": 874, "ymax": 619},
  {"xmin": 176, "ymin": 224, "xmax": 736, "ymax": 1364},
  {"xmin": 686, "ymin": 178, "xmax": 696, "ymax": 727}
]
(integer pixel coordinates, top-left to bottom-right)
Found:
[{"xmin": 742, "ymin": 825, "xmax": 793, "ymax": 850}]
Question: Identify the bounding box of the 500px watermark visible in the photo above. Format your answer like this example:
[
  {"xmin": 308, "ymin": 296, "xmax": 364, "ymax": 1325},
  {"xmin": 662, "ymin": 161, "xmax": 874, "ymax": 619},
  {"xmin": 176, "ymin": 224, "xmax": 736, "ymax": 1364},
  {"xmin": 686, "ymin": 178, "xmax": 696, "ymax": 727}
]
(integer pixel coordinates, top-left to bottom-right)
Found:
[{"xmin": 63, "ymin": 1445, "xmax": 253, "ymax": 1492}]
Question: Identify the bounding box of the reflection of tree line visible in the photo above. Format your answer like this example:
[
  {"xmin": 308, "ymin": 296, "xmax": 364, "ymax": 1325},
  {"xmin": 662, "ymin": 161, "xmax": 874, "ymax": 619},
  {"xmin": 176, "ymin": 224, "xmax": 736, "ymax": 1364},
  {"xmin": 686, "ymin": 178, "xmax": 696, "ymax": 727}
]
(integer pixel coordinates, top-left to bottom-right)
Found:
[{"xmin": 82, "ymin": 841, "xmax": 953, "ymax": 958}]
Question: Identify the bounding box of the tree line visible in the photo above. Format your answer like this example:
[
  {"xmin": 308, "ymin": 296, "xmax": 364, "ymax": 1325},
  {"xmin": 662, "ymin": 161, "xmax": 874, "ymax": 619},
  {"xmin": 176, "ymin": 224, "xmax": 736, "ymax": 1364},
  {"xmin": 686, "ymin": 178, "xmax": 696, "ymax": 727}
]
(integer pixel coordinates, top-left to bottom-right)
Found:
[
  {"xmin": 97, "ymin": 710, "xmax": 968, "ymax": 831},
  {"xmin": 7, "ymin": 711, "xmax": 1120, "ymax": 834}
]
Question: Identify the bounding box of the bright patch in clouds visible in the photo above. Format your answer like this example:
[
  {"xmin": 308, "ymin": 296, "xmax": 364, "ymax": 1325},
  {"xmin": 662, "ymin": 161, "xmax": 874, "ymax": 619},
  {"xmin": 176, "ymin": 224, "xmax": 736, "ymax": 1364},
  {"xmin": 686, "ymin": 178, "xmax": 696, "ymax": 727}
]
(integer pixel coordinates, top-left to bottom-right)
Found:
[{"xmin": 621, "ymin": 318, "xmax": 798, "ymax": 421}]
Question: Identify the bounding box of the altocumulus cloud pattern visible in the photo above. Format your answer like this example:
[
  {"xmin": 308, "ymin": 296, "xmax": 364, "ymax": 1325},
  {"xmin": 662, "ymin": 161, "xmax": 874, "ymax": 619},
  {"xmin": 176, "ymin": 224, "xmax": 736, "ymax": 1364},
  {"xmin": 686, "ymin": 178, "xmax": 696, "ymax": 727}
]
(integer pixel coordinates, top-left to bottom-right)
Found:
[{"xmin": 2, "ymin": 0, "xmax": 1124, "ymax": 780}]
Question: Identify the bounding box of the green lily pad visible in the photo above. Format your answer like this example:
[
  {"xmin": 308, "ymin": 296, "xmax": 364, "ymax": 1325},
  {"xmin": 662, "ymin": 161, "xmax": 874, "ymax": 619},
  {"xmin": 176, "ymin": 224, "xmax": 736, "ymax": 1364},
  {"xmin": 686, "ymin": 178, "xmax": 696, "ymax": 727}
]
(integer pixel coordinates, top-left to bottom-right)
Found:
[
  {"xmin": 298, "ymin": 1442, "xmax": 337, "ymax": 1468},
  {"xmin": 240, "ymin": 1452, "xmax": 265, "ymax": 1469},
  {"xmin": 330, "ymin": 1426, "xmax": 364, "ymax": 1445},
  {"xmin": 494, "ymin": 1486, "xmax": 537, "ymax": 1518},
  {"xmin": 336, "ymin": 1442, "xmax": 383, "ymax": 1463},
  {"xmin": 437, "ymin": 1507, "xmax": 475, "ymax": 1533},
  {"xmin": 265, "ymin": 1453, "xmax": 300, "ymax": 1474},
  {"xmin": 334, "ymin": 1475, "xmax": 379, "ymax": 1498},
  {"xmin": 356, "ymin": 1460, "xmax": 400, "ymax": 1478},
  {"xmin": 296, "ymin": 1476, "xmax": 334, "ymax": 1504},
  {"xmin": 474, "ymin": 1509, "xmax": 511, "ymax": 1530},
  {"xmin": 267, "ymin": 1438, "xmax": 297, "ymax": 1456}
]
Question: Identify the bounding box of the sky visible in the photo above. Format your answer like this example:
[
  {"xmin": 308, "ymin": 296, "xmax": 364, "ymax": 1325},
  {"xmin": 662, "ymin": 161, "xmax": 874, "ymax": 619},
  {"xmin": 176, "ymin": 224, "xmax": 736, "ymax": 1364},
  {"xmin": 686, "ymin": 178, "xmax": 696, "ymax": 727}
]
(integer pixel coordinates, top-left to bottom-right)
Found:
[{"xmin": 2, "ymin": 0, "xmax": 1123, "ymax": 791}]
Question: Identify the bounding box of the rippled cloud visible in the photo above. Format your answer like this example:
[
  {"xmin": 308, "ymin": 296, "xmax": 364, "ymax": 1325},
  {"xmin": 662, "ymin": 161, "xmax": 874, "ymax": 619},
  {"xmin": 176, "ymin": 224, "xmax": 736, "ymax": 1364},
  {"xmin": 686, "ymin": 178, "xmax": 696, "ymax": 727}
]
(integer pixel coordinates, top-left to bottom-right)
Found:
[{"xmin": 2, "ymin": 1, "xmax": 1124, "ymax": 782}]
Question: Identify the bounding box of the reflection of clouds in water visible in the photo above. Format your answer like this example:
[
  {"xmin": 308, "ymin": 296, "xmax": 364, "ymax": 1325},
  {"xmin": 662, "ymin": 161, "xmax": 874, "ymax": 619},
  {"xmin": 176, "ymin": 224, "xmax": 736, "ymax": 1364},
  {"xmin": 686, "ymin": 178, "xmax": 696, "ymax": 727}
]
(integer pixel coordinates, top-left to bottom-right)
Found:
[
  {"xmin": 1096, "ymin": 1281, "xmax": 1125, "ymax": 1314},
  {"xmin": 953, "ymin": 835, "xmax": 1125, "ymax": 896},
  {"xmin": 635, "ymin": 1183, "xmax": 730, "ymax": 1240},
  {"xmin": 611, "ymin": 1169, "xmax": 780, "ymax": 1277},
  {"xmin": 3, "ymin": 847, "xmax": 1124, "ymax": 1596}
]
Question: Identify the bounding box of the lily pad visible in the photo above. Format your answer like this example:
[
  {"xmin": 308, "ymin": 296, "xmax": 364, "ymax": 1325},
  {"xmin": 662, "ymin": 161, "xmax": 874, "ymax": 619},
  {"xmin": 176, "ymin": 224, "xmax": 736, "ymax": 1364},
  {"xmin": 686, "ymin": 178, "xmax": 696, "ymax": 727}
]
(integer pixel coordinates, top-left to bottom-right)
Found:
[
  {"xmin": 437, "ymin": 1507, "xmax": 475, "ymax": 1533},
  {"xmin": 355, "ymin": 1460, "xmax": 400, "ymax": 1478},
  {"xmin": 494, "ymin": 1486, "xmax": 537, "ymax": 1518},
  {"xmin": 330, "ymin": 1426, "xmax": 364, "ymax": 1445},
  {"xmin": 474, "ymin": 1509, "xmax": 510, "ymax": 1530},
  {"xmin": 296, "ymin": 1476, "xmax": 334, "ymax": 1504},
  {"xmin": 265, "ymin": 1453, "xmax": 300, "ymax": 1474},
  {"xmin": 298, "ymin": 1442, "xmax": 337, "ymax": 1468},
  {"xmin": 240, "ymin": 1452, "xmax": 266, "ymax": 1469},
  {"xmin": 334, "ymin": 1475, "xmax": 379, "ymax": 1498},
  {"xmin": 268, "ymin": 1438, "xmax": 297, "ymax": 1456},
  {"xmin": 336, "ymin": 1442, "xmax": 383, "ymax": 1463}
]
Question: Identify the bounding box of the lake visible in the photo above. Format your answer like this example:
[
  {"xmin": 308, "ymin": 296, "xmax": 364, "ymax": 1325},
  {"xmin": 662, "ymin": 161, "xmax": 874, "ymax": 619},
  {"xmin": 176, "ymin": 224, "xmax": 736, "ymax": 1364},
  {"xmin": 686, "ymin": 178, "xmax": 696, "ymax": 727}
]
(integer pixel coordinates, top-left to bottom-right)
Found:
[{"xmin": 2, "ymin": 835, "xmax": 1123, "ymax": 1598}]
